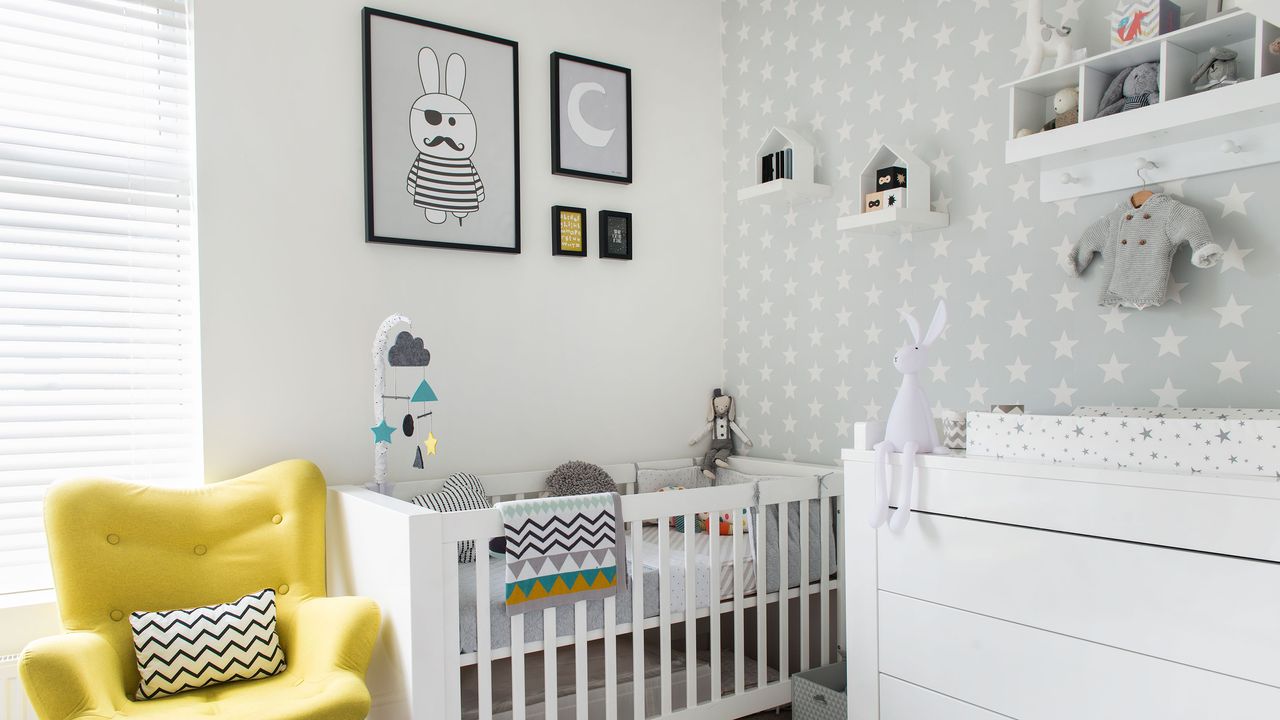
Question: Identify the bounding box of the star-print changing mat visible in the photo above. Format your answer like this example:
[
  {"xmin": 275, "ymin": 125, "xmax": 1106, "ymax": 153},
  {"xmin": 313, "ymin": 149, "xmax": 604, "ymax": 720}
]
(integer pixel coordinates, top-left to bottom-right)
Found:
[{"xmin": 966, "ymin": 408, "xmax": 1280, "ymax": 479}]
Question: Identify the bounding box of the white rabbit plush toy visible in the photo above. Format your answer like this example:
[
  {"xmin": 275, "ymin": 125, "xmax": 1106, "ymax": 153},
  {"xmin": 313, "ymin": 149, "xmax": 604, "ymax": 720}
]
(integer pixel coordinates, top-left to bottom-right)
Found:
[
  {"xmin": 869, "ymin": 301, "xmax": 949, "ymax": 531},
  {"xmin": 407, "ymin": 47, "xmax": 486, "ymax": 225}
]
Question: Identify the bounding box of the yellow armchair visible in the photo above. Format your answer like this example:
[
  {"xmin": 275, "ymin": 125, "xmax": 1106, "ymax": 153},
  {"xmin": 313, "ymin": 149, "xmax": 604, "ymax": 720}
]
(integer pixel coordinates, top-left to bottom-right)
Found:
[{"xmin": 19, "ymin": 459, "xmax": 380, "ymax": 720}]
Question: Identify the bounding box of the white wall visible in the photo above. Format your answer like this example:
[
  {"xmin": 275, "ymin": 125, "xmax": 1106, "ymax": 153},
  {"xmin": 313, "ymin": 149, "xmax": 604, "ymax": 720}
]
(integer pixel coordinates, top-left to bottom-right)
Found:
[{"xmin": 194, "ymin": 0, "xmax": 724, "ymax": 484}]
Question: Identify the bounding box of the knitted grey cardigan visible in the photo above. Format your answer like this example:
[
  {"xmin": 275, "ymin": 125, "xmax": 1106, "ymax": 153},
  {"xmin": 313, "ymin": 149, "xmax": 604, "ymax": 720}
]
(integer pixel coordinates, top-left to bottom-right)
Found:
[{"xmin": 1063, "ymin": 193, "xmax": 1222, "ymax": 308}]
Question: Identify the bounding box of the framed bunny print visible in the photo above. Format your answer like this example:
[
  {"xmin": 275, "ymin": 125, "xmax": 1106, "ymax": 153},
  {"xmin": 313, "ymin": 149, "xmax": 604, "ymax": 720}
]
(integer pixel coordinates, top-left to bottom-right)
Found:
[
  {"xmin": 363, "ymin": 8, "xmax": 521, "ymax": 253},
  {"xmin": 550, "ymin": 52, "xmax": 632, "ymax": 184}
]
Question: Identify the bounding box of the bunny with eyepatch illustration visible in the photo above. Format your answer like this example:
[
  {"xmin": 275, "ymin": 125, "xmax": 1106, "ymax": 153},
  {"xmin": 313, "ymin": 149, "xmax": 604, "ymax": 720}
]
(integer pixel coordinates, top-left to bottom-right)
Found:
[
  {"xmin": 406, "ymin": 47, "xmax": 485, "ymax": 225},
  {"xmin": 868, "ymin": 301, "xmax": 949, "ymax": 532}
]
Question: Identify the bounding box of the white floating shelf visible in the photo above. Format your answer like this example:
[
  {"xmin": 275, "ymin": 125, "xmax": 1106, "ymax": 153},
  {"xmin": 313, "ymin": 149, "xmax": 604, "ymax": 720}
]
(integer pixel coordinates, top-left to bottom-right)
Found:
[
  {"xmin": 836, "ymin": 142, "xmax": 949, "ymax": 235},
  {"xmin": 738, "ymin": 126, "xmax": 830, "ymax": 205},
  {"xmin": 836, "ymin": 207, "xmax": 949, "ymax": 234},
  {"xmin": 1003, "ymin": 9, "xmax": 1280, "ymax": 200},
  {"xmin": 737, "ymin": 178, "xmax": 831, "ymax": 204}
]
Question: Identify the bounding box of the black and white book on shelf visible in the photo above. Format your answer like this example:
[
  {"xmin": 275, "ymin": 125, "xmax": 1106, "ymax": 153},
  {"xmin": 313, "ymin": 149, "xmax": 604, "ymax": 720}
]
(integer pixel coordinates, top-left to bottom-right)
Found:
[{"xmin": 760, "ymin": 147, "xmax": 793, "ymax": 183}]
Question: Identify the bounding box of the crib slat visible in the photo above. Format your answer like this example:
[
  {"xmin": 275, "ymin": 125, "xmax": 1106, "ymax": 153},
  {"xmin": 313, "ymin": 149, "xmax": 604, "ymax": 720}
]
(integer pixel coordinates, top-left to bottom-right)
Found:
[
  {"xmin": 683, "ymin": 512, "xmax": 696, "ymax": 711},
  {"xmin": 836, "ymin": 494, "xmax": 846, "ymax": 661},
  {"xmin": 631, "ymin": 521, "xmax": 645, "ymax": 720},
  {"xmin": 574, "ymin": 601, "xmax": 588, "ymax": 720},
  {"xmin": 755, "ymin": 503, "xmax": 767, "ymax": 689},
  {"xmin": 511, "ymin": 613, "xmax": 526, "ymax": 720},
  {"xmin": 799, "ymin": 498, "xmax": 811, "ymax": 672},
  {"xmin": 778, "ymin": 501, "xmax": 790, "ymax": 680},
  {"xmin": 658, "ymin": 517, "xmax": 672, "ymax": 716},
  {"xmin": 442, "ymin": 543, "xmax": 463, "ymax": 719},
  {"xmin": 544, "ymin": 607, "xmax": 557, "ymax": 720},
  {"xmin": 605, "ymin": 595, "xmax": 618, "ymax": 720},
  {"xmin": 820, "ymin": 494, "xmax": 832, "ymax": 667},
  {"xmin": 477, "ymin": 547, "xmax": 493, "ymax": 720},
  {"xmin": 732, "ymin": 516, "xmax": 745, "ymax": 696},
  {"xmin": 708, "ymin": 511, "xmax": 721, "ymax": 702}
]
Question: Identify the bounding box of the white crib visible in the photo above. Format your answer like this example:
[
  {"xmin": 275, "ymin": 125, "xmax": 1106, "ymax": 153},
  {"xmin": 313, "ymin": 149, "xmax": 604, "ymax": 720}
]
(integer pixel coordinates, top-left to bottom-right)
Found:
[{"xmin": 327, "ymin": 456, "xmax": 845, "ymax": 719}]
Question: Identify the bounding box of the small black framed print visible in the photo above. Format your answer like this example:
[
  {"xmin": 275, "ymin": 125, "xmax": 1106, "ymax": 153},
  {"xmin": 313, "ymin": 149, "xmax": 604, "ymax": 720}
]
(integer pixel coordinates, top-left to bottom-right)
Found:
[
  {"xmin": 552, "ymin": 205, "xmax": 587, "ymax": 256},
  {"xmin": 550, "ymin": 52, "xmax": 632, "ymax": 184},
  {"xmin": 599, "ymin": 210, "xmax": 632, "ymax": 260}
]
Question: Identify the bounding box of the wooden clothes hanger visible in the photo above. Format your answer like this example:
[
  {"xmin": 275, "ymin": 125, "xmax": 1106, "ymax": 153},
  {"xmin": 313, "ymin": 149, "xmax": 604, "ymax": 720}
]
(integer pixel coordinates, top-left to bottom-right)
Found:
[{"xmin": 1131, "ymin": 162, "xmax": 1155, "ymax": 207}]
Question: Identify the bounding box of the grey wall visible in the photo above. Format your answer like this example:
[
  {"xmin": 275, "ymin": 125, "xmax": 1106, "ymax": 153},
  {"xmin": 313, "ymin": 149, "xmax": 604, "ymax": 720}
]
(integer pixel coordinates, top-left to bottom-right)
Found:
[{"xmin": 720, "ymin": 0, "xmax": 1278, "ymax": 464}]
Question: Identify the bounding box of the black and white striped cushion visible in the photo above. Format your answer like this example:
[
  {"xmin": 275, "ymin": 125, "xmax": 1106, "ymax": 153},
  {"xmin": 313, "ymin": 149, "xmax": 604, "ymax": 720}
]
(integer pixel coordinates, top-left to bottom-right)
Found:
[
  {"xmin": 131, "ymin": 588, "xmax": 286, "ymax": 700},
  {"xmin": 411, "ymin": 471, "xmax": 491, "ymax": 562}
]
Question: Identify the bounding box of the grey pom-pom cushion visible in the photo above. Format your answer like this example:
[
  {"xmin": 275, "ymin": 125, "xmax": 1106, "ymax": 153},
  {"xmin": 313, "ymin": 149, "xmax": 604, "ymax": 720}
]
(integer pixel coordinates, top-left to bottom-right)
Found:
[{"xmin": 545, "ymin": 460, "xmax": 616, "ymax": 496}]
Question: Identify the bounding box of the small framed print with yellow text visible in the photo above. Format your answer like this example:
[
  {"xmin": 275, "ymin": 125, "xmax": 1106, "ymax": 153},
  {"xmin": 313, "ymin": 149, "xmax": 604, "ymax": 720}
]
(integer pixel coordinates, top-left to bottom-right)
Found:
[{"xmin": 551, "ymin": 205, "xmax": 587, "ymax": 256}]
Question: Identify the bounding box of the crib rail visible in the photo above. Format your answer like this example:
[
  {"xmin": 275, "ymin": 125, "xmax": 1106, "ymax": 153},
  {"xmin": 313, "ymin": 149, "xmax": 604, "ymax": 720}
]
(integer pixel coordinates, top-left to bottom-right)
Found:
[
  {"xmin": 438, "ymin": 475, "xmax": 843, "ymax": 719},
  {"xmin": 329, "ymin": 457, "xmax": 844, "ymax": 719}
]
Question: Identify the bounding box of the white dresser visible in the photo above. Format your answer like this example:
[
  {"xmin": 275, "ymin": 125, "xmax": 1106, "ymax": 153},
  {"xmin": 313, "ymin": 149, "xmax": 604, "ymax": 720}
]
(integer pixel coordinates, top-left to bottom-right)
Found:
[{"xmin": 842, "ymin": 450, "xmax": 1280, "ymax": 719}]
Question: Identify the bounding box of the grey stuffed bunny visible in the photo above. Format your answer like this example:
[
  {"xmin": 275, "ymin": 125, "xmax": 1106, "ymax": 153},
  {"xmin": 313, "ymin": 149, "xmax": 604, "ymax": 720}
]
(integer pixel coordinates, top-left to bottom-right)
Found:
[
  {"xmin": 1190, "ymin": 47, "xmax": 1238, "ymax": 91},
  {"xmin": 1095, "ymin": 62, "xmax": 1160, "ymax": 119}
]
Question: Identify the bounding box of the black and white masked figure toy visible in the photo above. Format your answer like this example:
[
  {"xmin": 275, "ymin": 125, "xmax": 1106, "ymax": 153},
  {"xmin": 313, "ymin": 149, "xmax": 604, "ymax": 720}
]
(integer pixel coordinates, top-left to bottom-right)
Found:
[{"xmin": 689, "ymin": 388, "xmax": 753, "ymax": 481}]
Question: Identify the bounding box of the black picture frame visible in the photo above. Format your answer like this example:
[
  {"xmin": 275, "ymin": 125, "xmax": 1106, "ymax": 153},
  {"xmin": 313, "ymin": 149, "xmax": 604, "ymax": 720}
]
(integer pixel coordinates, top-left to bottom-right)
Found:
[
  {"xmin": 363, "ymin": 7, "xmax": 521, "ymax": 253},
  {"xmin": 598, "ymin": 210, "xmax": 632, "ymax": 260},
  {"xmin": 551, "ymin": 205, "xmax": 587, "ymax": 257},
  {"xmin": 550, "ymin": 52, "xmax": 632, "ymax": 184}
]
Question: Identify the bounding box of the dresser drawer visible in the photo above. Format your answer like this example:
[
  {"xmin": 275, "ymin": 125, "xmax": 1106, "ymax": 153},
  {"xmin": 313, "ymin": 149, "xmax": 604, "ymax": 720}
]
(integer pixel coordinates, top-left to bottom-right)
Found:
[
  {"xmin": 879, "ymin": 592, "xmax": 1280, "ymax": 719},
  {"xmin": 877, "ymin": 511, "xmax": 1280, "ymax": 686},
  {"xmin": 880, "ymin": 675, "xmax": 1006, "ymax": 720}
]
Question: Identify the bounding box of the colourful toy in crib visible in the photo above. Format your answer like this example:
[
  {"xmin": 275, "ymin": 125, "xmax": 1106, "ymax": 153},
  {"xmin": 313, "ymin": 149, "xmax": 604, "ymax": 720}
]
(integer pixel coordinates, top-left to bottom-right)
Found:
[{"xmin": 656, "ymin": 486, "xmax": 748, "ymax": 534}]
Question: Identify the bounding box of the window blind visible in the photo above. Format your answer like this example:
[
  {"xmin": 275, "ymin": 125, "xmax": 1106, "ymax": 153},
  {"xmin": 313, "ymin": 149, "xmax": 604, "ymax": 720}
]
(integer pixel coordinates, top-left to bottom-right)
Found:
[{"xmin": 0, "ymin": 0, "xmax": 200, "ymax": 595}]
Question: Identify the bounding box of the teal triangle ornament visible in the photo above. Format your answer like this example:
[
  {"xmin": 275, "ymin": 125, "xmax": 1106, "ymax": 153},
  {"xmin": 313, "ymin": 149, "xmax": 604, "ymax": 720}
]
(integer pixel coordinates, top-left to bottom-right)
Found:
[{"xmin": 410, "ymin": 379, "xmax": 438, "ymax": 403}]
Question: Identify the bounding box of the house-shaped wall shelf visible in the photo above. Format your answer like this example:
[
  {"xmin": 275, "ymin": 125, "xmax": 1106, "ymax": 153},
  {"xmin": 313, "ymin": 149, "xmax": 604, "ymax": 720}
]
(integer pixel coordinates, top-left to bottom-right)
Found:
[
  {"xmin": 736, "ymin": 126, "xmax": 831, "ymax": 204},
  {"xmin": 1003, "ymin": 9, "xmax": 1280, "ymax": 201},
  {"xmin": 835, "ymin": 143, "xmax": 949, "ymax": 234}
]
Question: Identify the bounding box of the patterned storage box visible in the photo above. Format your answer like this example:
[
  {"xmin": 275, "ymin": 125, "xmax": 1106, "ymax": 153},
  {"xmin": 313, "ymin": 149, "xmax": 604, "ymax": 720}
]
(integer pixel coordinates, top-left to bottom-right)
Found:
[{"xmin": 792, "ymin": 662, "xmax": 847, "ymax": 720}]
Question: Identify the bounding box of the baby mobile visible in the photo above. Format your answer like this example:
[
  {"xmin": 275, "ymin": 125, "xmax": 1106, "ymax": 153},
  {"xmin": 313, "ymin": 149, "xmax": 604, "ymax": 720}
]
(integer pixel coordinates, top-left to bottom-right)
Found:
[{"xmin": 368, "ymin": 314, "xmax": 440, "ymax": 494}]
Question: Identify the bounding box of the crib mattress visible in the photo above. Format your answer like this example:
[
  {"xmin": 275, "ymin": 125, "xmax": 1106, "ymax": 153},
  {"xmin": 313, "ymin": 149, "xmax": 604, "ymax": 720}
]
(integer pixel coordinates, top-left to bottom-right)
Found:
[{"xmin": 458, "ymin": 499, "xmax": 836, "ymax": 654}]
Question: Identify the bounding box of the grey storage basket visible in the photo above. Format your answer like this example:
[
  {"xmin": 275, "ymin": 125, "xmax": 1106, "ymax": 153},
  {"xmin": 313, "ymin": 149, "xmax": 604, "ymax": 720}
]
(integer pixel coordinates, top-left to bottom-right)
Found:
[{"xmin": 791, "ymin": 662, "xmax": 847, "ymax": 720}]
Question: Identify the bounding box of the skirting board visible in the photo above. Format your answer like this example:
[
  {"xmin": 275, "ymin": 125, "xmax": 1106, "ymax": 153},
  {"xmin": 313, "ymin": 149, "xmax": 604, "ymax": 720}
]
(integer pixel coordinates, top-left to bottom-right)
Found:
[{"xmin": 1038, "ymin": 120, "xmax": 1280, "ymax": 202}]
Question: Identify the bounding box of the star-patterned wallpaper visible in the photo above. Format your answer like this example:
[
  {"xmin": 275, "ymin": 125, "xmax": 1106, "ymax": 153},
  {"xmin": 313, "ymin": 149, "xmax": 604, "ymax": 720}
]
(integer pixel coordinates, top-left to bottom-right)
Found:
[{"xmin": 719, "ymin": 0, "xmax": 1278, "ymax": 464}]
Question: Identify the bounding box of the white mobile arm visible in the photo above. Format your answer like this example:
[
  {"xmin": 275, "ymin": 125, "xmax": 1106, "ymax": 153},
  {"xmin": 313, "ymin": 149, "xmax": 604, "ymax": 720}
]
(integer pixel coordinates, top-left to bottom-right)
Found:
[{"xmin": 371, "ymin": 313, "xmax": 411, "ymax": 494}]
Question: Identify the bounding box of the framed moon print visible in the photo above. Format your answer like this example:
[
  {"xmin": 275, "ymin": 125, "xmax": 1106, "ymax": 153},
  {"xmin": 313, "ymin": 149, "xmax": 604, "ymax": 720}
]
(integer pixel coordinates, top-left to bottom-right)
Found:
[
  {"xmin": 550, "ymin": 52, "xmax": 632, "ymax": 184},
  {"xmin": 551, "ymin": 205, "xmax": 587, "ymax": 257},
  {"xmin": 363, "ymin": 8, "xmax": 520, "ymax": 253},
  {"xmin": 598, "ymin": 210, "xmax": 632, "ymax": 260}
]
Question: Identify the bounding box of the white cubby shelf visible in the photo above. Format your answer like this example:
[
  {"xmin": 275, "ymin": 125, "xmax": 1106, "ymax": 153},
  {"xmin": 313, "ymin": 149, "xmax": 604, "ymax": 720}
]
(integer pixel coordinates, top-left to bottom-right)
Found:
[
  {"xmin": 835, "ymin": 143, "xmax": 948, "ymax": 235},
  {"xmin": 736, "ymin": 126, "xmax": 831, "ymax": 205},
  {"xmin": 1004, "ymin": 9, "xmax": 1280, "ymax": 201}
]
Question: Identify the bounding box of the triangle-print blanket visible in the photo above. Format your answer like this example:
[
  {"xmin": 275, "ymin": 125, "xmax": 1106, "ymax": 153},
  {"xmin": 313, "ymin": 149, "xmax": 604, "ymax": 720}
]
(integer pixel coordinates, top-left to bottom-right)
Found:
[{"xmin": 498, "ymin": 492, "xmax": 627, "ymax": 615}]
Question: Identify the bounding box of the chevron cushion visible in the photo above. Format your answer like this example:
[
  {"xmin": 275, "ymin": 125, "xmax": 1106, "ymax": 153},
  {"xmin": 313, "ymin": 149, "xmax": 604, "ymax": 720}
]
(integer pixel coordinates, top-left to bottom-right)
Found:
[
  {"xmin": 130, "ymin": 588, "xmax": 286, "ymax": 700},
  {"xmin": 411, "ymin": 471, "xmax": 492, "ymax": 562}
]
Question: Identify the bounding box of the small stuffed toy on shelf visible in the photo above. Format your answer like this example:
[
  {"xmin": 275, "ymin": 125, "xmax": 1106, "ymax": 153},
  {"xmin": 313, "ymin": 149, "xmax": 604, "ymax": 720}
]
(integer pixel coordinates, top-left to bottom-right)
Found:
[
  {"xmin": 689, "ymin": 388, "xmax": 752, "ymax": 480},
  {"xmin": 1042, "ymin": 86, "xmax": 1080, "ymax": 131},
  {"xmin": 1191, "ymin": 47, "xmax": 1239, "ymax": 92},
  {"xmin": 1062, "ymin": 193, "xmax": 1223, "ymax": 309},
  {"xmin": 1094, "ymin": 62, "xmax": 1160, "ymax": 118}
]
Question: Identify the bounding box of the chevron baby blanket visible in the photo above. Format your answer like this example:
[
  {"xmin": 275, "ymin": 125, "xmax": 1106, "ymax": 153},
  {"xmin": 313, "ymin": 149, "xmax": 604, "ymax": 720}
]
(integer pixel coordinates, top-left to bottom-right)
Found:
[{"xmin": 498, "ymin": 492, "xmax": 627, "ymax": 615}]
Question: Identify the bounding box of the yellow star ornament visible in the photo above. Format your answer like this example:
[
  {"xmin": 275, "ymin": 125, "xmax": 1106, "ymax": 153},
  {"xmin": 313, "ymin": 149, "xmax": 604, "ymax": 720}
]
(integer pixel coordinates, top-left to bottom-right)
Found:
[{"xmin": 424, "ymin": 432, "xmax": 439, "ymax": 456}]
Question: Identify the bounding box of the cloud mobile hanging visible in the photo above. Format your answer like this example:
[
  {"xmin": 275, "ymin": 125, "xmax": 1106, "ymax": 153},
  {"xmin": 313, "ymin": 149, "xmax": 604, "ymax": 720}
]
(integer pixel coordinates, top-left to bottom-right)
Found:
[{"xmin": 369, "ymin": 315, "xmax": 440, "ymax": 494}]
